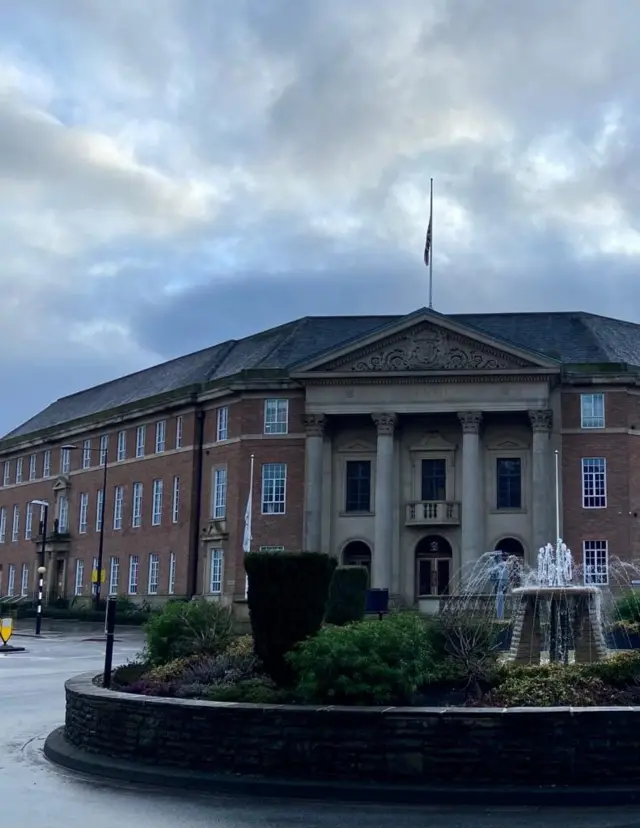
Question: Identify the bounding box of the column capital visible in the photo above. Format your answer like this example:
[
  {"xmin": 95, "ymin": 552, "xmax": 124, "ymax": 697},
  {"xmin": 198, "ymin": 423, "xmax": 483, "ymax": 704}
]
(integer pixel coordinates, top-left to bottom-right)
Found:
[
  {"xmin": 528, "ymin": 409, "xmax": 553, "ymax": 433},
  {"xmin": 457, "ymin": 411, "xmax": 482, "ymax": 434},
  {"xmin": 304, "ymin": 413, "xmax": 326, "ymax": 437},
  {"xmin": 372, "ymin": 412, "xmax": 397, "ymax": 436}
]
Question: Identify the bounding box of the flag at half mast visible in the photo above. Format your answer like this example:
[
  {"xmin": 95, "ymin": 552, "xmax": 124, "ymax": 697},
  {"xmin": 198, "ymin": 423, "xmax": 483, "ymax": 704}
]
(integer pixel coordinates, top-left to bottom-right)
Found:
[
  {"xmin": 242, "ymin": 455, "xmax": 254, "ymax": 554},
  {"xmin": 423, "ymin": 177, "xmax": 433, "ymax": 267}
]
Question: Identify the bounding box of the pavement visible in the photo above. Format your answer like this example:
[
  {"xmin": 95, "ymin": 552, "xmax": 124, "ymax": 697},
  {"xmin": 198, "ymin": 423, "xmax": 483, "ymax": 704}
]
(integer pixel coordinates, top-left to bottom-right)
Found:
[{"xmin": 4, "ymin": 630, "xmax": 640, "ymax": 827}]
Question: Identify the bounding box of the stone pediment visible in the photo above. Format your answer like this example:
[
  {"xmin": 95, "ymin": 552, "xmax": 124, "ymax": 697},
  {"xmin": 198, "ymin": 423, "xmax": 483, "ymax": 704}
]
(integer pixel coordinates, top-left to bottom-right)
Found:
[{"xmin": 317, "ymin": 322, "xmax": 532, "ymax": 373}]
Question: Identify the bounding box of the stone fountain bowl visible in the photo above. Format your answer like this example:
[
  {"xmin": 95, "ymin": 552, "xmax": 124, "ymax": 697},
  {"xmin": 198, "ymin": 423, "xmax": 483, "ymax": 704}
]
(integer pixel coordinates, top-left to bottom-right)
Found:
[{"xmin": 512, "ymin": 585, "xmax": 601, "ymax": 597}]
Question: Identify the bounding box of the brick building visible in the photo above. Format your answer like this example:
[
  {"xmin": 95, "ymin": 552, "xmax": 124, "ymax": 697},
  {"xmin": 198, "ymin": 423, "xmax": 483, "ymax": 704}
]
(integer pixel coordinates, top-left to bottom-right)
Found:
[{"xmin": 0, "ymin": 307, "xmax": 638, "ymax": 612}]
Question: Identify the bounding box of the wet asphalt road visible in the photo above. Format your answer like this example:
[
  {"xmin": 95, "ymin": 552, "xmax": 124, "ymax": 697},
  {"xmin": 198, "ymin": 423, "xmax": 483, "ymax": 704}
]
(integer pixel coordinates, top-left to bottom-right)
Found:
[{"xmin": 3, "ymin": 628, "xmax": 640, "ymax": 827}]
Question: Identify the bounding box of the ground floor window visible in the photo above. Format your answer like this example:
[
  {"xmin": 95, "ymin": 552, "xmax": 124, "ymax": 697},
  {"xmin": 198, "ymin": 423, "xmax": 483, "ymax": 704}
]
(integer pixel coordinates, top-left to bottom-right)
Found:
[
  {"xmin": 209, "ymin": 548, "xmax": 223, "ymax": 594},
  {"xmin": 74, "ymin": 559, "xmax": 84, "ymax": 596},
  {"xmin": 7, "ymin": 564, "xmax": 15, "ymax": 596},
  {"xmin": 416, "ymin": 535, "xmax": 452, "ymax": 598},
  {"xmin": 109, "ymin": 557, "xmax": 120, "ymax": 596},
  {"xmin": 342, "ymin": 540, "xmax": 371, "ymax": 574},
  {"xmin": 583, "ymin": 540, "xmax": 608, "ymax": 585}
]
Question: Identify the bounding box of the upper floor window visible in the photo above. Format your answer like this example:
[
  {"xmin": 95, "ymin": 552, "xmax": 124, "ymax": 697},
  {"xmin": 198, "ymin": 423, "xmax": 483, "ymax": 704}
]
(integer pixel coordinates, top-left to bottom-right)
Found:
[
  {"xmin": 117, "ymin": 430, "xmax": 127, "ymax": 461},
  {"xmin": 261, "ymin": 463, "xmax": 287, "ymax": 514},
  {"xmin": 212, "ymin": 468, "xmax": 227, "ymax": 519},
  {"xmin": 171, "ymin": 476, "xmax": 180, "ymax": 524},
  {"xmin": 43, "ymin": 451, "xmax": 51, "ymax": 479},
  {"xmin": 344, "ymin": 460, "xmax": 371, "ymax": 513},
  {"xmin": 79, "ymin": 492, "xmax": 88, "ymax": 534},
  {"xmin": 3, "ymin": 461, "xmax": 10, "ymax": 486},
  {"xmin": 421, "ymin": 458, "xmax": 446, "ymax": 502},
  {"xmin": 58, "ymin": 495, "xmax": 69, "ymax": 532},
  {"xmin": 82, "ymin": 439, "xmax": 92, "ymax": 469},
  {"xmin": 583, "ymin": 540, "xmax": 608, "ymax": 585},
  {"xmin": 113, "ymin": 485, "xmax": 124, "ymax": 530},
  {"xmin": 264, "ymin": 399, "xmax": 289, "ymax": 435},
  {"xmin": 60, "ymin": 448, "xmax": 71, "ymax": 475},
  {"xmin": 152, "ymin": 479, "xmax": 163, "ymax": 526},
  {"xmin": 216, "ymin": 407, "xmax": 228, "ymax": 442},
  {"xmin": 15, "ymin": 457, "xmax": 23, "ymax": 483},
  {"xmin": 132, "ymin": 482, "xmax": 143, "ymax": 528},
  {"xmin": 175, "ymin": 416, "xmax": 183, "ymax": 449},
  {"xmin": 99, "ymin": 434, "xmax": 108, "ymax": 465},
  {"xmin": 0, "ymin": 507, "xmax": 6, "ymax": 542},
  {"xmin": 28, "ymin": 454, "xmax": 36, "ymax": 481},
  {"xmin": 496, "ymin": 458, "xmax": 522, "ymax": 510},
  {"xmin": 582, "ymin": 458, "xmax": 607, "ymax": 509},
  {"xmin": 581, "ymin": 393, "xmax": 605, "ymax": 429},
  {"xmin": 155, "ymin": 420, "xmax": 166, "ymax": 453},
  {"xmin": 25, "ymin": 503, "xmax": 33, "ymax": 540},
  {"xmin": 136, "ymin": 425, "xmax": 146, "ymax": 458}
]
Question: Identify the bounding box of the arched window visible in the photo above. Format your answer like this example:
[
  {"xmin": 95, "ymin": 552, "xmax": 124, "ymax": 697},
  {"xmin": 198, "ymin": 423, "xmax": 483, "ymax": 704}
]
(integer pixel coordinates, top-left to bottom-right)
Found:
[
  {"xmin": 415, "ymin": 535, "xmax": 452, "ymax": 598},
  {"xmin": 342, "ymin": 541, "xmax": 372, "ymax": 577},
  {"xmin": 494, "ymin": 537, "xmax": 525, "ymax": 558}
]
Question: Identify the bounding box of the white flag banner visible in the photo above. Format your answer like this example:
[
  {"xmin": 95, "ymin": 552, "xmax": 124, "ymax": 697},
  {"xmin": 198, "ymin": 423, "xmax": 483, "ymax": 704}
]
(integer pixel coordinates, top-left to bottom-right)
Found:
[
  {"xmin": 243, "ymin": 456, "xmax": 254, "ymax": 599},
  {"xmin": 242, "ymin": 484, "xmax": 253, "ymax": 554}
]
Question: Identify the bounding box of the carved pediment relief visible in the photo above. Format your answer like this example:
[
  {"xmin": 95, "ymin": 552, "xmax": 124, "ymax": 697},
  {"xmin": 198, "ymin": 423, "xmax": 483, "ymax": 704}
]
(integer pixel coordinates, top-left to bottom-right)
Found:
[
  {"xmin": 486, "ymin": 438, "xmax": 529, "ymax": 451},
  {"xmin": 315, "ymin": 322, "xmax": 533, "ymax": 373},
  {"xmin": 52, "ymin": 475, "xmax": 70, "ymax": 492},
  {"xmin": 409, "ymin": 432, "xmax": 457, "ymax": 452},
  {"xmin": 336, "ymin": 438, "xmax": 376, "ymax": 453},
  {"xmin": 201, "ymin": 519, "xmax": 228, "ymax": 541}
]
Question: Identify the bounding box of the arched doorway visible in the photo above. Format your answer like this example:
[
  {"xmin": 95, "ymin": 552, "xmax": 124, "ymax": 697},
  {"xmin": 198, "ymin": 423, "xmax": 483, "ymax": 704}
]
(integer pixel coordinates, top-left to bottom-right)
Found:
[
  {"xmin": 415, "ymin": 535, "xmax": 452, "ymax": 598},
  {"xmin": 494, "ymin": 537, "xmax": 525, "ymax": 559},
  {"xmin": 342, "ymin": 541, "xmax": 372, "ymax": 578}
]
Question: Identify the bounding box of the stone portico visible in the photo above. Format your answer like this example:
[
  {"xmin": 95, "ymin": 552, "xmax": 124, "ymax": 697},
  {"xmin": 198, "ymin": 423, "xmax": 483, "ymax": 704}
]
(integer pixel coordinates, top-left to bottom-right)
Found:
[{"xmin": 295, "ymin": 310, "xmax": 561, "ymax": 608}]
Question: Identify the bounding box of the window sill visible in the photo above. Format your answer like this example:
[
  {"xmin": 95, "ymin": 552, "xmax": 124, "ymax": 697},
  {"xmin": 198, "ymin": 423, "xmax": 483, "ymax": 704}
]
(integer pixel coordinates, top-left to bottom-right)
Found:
[
  {"xmin": 490, "ymin": 508, "xmax": 527, "ymax": 515},
  {"xmin": 339, "ymin": 511, "xmax": 375, "ymax": 518}
]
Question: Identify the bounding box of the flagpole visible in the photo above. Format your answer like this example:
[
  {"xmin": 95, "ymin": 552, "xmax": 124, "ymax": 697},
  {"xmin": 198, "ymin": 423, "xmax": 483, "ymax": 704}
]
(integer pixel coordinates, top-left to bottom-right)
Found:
[
  {"xmin": 243, "ymin": 454, "xmax": 255, "ymax": 599},
  {"xmin": 428, "ymin": 177, "xmax": 434, "ymax": 310}
]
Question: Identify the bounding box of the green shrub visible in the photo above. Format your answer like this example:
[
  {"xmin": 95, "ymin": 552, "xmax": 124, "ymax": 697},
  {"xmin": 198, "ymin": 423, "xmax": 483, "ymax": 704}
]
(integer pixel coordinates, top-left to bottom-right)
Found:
[
  {"xmin": 224, "ymin": 634, "xmax": 255, "ymax": 658},
  {"xmin": 206, "ymin": 677, "xmax": 292, "ymax": 704},
  {"xmin": 143, "ymin": 599, "xmax": 233, "ymax": 666},
  {"xmin": 588, "ymin": 651, "xmax": 640, "ymax": 687},
  {"xmin": 145, "ymin": 655, "xmax": 203, "ymax": 682},
  {"xmin": 614, "ymin": 591, "xmax": 640, "ymax": 624},
  {"xmin": 245, "ymin": 551, "xmax": 337, "ymax": 685},
  {"xmin": 325, "ymin": 566, "xmax": 368, "ymax": 626},
  {"xmin": 111, "ymin": 661, "xmax": 150, "ymax": 689},
  {"xmin": 492, "ymin": 664, "xmax": 617, "ymax": 707},
  {"xmin": 288, "ymin": 612, "xmax": 435, "ymax": 705}
]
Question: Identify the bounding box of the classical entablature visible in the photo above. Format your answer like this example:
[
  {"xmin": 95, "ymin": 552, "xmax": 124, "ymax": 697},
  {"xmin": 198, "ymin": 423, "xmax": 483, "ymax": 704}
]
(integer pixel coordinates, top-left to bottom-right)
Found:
[{"xmin": 290, "ymin": 309, "xmax": 561, "ymax": 385}]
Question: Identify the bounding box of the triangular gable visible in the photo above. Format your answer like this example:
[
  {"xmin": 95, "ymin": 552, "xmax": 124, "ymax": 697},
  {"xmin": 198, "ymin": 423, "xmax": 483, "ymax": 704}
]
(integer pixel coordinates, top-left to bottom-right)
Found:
[{"xmin": 291, "ymin": 309, "xmax": 560, "ymax": 375}]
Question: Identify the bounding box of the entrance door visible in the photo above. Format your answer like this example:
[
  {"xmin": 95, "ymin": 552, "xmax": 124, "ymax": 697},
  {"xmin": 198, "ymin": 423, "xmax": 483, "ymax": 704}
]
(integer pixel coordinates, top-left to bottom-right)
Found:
[{"xmin": 415, "ymin": 535, "xmax": 453, "ymax": 598}]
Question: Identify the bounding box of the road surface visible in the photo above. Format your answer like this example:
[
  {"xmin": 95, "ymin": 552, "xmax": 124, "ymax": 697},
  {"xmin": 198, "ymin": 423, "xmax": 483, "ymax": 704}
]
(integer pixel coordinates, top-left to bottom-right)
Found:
[{"xmin": 2, "ymin": 629, "xmax": 640, "ymax": 827}]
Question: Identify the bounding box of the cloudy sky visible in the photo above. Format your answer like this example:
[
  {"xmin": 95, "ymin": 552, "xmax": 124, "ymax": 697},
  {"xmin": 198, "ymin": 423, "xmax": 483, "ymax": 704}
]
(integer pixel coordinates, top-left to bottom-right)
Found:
[{"xmin": 1, "ymin": 0, "xmax": 639, "ymax": 435}]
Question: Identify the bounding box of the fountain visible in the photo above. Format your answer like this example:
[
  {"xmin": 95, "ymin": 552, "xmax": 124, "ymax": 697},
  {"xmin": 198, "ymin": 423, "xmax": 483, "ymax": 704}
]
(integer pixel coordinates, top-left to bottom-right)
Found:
[{"xmin": 508, "ymin": 539, "xmax": 607, "ymax": 664}]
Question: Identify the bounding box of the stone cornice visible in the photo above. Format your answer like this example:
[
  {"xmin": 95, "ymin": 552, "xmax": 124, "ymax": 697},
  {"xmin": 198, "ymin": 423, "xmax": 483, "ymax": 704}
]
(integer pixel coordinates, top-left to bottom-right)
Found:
[{"xmin": 297, "ymin": 372, "xmax": 556, "ymax": 387}]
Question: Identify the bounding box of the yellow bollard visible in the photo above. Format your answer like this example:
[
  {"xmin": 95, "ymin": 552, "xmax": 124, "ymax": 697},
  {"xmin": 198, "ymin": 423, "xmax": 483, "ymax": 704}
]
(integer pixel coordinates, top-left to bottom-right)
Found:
[{"xmin": 0, "ymin": 616, "xmax": 13, "ymax": 645}]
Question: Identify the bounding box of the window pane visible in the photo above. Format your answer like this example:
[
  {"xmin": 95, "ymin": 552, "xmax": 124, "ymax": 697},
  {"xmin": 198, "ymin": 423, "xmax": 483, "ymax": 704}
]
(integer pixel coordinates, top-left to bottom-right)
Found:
[
  {"xmin": 496, "ymin": 458, "xmax": 522, "ymax": 509},
  {"xmin": 345, "ymin": 461, "xmax": 371, "ymax": 512},
  {"xmin": 421, "ymin": 459, "xmax": 446, "ymax": 501}
]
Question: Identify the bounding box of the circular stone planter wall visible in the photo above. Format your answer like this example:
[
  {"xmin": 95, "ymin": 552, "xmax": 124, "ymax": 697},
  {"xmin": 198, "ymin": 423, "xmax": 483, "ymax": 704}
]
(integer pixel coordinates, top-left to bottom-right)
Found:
[{"xmin": 64, "ymin": 673, "xmax": 640, "ymax": 786}]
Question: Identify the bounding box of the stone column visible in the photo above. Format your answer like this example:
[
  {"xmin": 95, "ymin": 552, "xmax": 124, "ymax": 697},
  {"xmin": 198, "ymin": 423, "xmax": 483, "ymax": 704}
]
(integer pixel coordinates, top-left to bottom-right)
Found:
[
  {"xmin": 529, "ymin": 409, "xmax": 553, "ymax": 555},
  {"xmin": 303, "ymin": 414, "xmax": 326, "ymax": 552},
  {"xmin": 372, "ymin": 413, "xmax": 396, "ymax": 590},
  {"xmin": 458, "ymin": 411, "xmax": 483, "ymax": 581}
]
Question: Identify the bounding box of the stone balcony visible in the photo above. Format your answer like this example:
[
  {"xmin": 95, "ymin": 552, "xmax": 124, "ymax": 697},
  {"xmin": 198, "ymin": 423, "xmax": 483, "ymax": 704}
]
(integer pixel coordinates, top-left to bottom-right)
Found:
[{"xmin": 405, "ymin": 500, "xmax": 461, "ymax": 526}]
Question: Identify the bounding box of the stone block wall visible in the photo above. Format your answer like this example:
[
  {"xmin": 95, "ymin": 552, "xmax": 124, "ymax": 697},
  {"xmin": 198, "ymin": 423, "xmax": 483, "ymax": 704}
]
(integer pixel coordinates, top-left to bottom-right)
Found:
[{"xmin": 64, "ymin": 673, "xmax": 640, "ymax": 786}]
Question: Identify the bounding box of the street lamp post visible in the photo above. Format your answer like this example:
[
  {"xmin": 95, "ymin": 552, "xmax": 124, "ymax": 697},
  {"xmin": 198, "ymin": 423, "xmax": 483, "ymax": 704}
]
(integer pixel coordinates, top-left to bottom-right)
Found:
[
  {"xmin": 30, "ymin": 499, "xmax": 49, "ymax": 636},
  {"xmin": 62, "ymin": 443, "xmax": 108, "ymax": 611}
]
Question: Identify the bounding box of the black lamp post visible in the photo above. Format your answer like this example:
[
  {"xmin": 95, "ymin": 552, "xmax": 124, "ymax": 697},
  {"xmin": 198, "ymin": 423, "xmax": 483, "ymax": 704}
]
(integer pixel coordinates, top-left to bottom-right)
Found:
[
  {"xmin": 30, "ymin": 499, "xmax": 48, "ymax": 636},
  {"xmin": 62, "ymin": 443, "xmax": 108, "ymax": 611}
]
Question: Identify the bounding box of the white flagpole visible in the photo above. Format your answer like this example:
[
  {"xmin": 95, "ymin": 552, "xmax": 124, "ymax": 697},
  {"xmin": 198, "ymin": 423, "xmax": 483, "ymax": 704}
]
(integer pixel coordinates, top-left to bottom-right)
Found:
[
  {"xmin": 243, "ymin": 454, "xmax": 254, "ymax": 599},
  {"xmin": 554, "ymin": 449, "xmax": 561, "ymax": 542},
  {"xmin": 428, "ymin": 177, "xmax": 434, "ymax": 310}
]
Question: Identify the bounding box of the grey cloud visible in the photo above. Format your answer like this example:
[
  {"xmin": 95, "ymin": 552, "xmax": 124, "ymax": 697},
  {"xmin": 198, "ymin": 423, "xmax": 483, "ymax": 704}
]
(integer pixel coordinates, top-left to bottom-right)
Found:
[{"xmin": 2, "ymin": 0, "xmax": 640, "ymax": 435}]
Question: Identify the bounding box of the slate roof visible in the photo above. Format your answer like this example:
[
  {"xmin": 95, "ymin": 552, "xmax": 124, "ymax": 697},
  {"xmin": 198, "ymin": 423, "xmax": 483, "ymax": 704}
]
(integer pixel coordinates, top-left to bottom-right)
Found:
[{"xmin": 4, "ymin": 310, "xmax": 640, "ymax": 444}]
